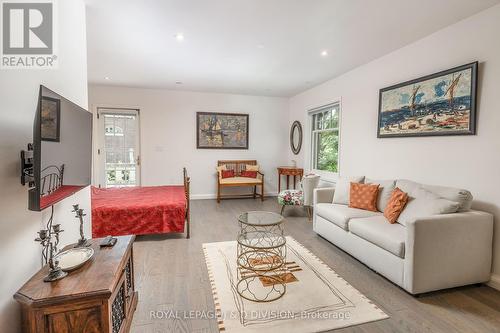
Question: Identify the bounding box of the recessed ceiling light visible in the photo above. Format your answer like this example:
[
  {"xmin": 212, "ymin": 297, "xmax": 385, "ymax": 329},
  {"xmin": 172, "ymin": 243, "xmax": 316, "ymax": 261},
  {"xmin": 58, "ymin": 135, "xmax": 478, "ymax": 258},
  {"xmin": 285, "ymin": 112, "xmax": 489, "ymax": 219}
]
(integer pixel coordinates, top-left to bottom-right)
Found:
[
  {"xmin": 175, "ymin": 33, "xmax": 184, "ymax": 41},
  {"xmin": 257, "ymin": 44, "xmax": 265, "ymax": 49},
  {"xmin": 321, "ymin": 50, "xmax": 328, "ymax": 57},
  {"xmin": 175, "ymin": 81, "xmax": 183, "ymax": 85},
  {"xmin": 104, "ymin": 76, "xmax": 110, "ymax": 80}
]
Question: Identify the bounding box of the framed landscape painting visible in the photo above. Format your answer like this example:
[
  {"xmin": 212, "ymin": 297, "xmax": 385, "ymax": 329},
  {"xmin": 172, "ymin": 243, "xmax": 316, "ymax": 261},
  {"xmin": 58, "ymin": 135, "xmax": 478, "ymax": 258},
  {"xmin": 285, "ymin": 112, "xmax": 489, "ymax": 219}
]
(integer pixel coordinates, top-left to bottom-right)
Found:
[
  {"xmin": 196, "ymin": 112, "xmax": 249, "ymax": 149},
  {"xmin": 377, "ymin": 62, "xmax": 478, "ymax": 138}
]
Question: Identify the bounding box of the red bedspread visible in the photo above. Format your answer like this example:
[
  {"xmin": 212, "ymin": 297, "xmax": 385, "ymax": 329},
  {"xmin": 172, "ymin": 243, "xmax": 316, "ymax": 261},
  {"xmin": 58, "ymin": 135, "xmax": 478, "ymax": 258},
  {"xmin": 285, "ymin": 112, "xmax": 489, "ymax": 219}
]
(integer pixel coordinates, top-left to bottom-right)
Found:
[{"xmin": 91, "ymin": 185, "xmax": 186, "ymax": 238}]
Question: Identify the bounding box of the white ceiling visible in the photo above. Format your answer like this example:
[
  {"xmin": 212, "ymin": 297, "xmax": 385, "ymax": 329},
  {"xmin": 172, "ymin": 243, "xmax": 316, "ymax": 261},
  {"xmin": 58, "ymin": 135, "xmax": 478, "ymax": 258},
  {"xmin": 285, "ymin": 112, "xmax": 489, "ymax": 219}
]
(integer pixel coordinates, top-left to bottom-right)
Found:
[{"xmin": 85, "ymin": 0, "xmax": 499, "ymax": 97}]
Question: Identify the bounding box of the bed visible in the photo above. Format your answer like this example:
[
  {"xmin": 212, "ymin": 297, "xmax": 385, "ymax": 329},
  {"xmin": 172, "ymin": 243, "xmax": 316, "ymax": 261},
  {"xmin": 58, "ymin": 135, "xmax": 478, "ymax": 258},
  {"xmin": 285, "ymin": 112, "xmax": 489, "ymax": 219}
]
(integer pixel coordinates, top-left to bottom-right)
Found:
[{"xmin": 91, "ymin": 168, "xmax": 190, "ymax": 238}]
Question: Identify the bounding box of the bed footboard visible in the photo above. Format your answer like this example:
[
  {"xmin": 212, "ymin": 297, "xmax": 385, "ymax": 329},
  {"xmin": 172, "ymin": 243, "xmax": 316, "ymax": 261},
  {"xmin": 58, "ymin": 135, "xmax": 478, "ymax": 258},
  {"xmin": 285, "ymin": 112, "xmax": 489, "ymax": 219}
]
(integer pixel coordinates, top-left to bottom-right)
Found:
[{"xmin": 183, "ymin": 167, "xmax": 191, "ymax": 239}]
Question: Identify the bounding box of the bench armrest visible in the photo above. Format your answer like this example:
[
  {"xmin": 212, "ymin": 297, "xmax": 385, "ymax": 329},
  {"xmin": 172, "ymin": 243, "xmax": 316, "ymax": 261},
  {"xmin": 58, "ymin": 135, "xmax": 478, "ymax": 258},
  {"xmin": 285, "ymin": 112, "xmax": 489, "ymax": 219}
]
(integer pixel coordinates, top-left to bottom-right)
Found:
[
  {"xmin": 313, "ymin": 187, "xmax": 335, "ymax": 205},
  {"xmin": 404, "ymin": 210, "xmax": 493, "ymax": 294}
]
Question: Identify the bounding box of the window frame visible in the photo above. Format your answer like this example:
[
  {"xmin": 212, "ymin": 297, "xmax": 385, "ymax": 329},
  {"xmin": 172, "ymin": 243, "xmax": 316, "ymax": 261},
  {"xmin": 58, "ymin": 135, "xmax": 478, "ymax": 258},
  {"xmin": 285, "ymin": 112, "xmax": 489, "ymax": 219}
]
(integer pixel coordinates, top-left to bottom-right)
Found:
[{"xmin": 308, "ymin": 100, "xmax": 342, "ymax": 181}]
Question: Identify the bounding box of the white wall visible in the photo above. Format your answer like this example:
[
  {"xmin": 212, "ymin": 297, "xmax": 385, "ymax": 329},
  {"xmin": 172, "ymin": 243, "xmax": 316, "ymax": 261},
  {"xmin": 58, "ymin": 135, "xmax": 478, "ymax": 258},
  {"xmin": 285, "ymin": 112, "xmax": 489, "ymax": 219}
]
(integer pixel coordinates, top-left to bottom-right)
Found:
[
  {"xmin": 88, "ymin": 86, "xmax": 290, "ymax": 198},
  {"xmin": 288, "ymin": 4, "xmax": 500, "ymax": 286},
  {"xmin": 0, "ymin": 1, "xmax": 90, "ymax": 332}
]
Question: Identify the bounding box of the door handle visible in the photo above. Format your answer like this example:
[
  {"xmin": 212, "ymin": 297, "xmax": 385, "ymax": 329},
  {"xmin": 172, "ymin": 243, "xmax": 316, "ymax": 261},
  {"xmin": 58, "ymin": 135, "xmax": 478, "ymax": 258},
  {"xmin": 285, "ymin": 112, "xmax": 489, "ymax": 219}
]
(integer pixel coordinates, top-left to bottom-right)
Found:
[{"xmin": 136, "ymin": 155, "xmax": 141, "ymax": 166}]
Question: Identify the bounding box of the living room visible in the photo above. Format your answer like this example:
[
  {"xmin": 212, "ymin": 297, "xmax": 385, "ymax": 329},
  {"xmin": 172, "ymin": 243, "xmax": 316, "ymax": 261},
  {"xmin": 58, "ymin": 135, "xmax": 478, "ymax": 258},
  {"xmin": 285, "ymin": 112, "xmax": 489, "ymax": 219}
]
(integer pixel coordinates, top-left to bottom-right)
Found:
[{"xmin": 1, "ymin": 0, "xmax": 500, "ymax": 332}]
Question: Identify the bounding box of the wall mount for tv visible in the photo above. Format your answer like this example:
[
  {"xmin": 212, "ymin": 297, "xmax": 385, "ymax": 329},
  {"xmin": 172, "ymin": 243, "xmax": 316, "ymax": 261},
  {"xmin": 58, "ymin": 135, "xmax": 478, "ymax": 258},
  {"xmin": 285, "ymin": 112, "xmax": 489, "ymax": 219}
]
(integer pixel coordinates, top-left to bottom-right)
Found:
[{"xmin": 21, "ymin": 143, "xmax": 34, "ymax": 187}]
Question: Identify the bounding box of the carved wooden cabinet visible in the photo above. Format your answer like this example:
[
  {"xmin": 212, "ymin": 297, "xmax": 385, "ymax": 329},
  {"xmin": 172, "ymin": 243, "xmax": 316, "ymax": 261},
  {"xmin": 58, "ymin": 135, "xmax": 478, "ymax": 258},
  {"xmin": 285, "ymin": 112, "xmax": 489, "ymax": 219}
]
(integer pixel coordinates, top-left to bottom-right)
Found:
[{"xmin": 14, "ymin": 236, "xmax": 138, "ymax": 333}]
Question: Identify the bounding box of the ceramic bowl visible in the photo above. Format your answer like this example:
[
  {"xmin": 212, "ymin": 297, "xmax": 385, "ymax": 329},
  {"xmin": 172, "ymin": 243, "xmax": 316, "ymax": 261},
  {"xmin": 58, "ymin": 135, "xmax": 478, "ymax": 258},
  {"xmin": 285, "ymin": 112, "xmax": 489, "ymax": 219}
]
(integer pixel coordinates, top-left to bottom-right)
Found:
[{"xmin": 55, "ymin": 247, "xmax": 94, "ymax": 271}]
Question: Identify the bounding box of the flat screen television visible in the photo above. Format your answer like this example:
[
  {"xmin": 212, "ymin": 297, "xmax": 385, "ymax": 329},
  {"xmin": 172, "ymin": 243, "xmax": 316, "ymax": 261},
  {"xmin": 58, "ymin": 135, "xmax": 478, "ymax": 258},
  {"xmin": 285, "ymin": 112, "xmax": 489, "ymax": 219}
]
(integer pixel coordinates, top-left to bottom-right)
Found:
[{"xmin": 28, "ymin": 85, "xmax": 92, "ymax": 211}]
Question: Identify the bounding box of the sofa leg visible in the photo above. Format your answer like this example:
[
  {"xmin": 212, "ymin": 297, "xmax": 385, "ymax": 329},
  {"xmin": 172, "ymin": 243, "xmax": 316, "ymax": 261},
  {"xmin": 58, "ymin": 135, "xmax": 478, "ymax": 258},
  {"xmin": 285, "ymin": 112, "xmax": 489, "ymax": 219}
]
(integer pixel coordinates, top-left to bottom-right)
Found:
[
  {"xmin": 253, "ymin": 186, "xmax": 256, "ymax": 199},
  {"xmin": 261, "ymin": 183, "xmax": 264, "ymax": 201},
  {"xmin": 217, "ymin": 185, "xmax": 221, "ymax": 203}
]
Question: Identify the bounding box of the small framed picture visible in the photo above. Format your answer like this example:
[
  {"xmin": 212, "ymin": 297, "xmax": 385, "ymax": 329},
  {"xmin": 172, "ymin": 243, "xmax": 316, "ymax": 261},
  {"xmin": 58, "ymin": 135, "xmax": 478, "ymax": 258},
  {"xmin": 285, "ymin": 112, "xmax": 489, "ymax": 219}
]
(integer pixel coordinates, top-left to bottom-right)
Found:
[{"xmin": 41, "ymin": 96, "xmax": 61, "ymax": 142}]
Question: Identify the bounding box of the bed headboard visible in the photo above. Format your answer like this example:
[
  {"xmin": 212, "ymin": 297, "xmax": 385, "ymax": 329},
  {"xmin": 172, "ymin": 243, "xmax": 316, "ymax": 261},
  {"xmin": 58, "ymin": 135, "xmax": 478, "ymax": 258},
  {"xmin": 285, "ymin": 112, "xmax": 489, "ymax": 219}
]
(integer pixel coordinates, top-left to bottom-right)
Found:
[{"xmin": 40, "ymin": 164, "xmax": 64, "ymax": 196}]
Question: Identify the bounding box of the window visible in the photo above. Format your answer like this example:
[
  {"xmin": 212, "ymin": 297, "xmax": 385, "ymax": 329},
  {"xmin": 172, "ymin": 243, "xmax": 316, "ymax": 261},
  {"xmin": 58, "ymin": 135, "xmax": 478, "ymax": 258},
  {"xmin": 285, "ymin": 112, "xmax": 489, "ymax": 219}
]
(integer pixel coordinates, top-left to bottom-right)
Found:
[
  {"xmin": 98, "ymin": 109, "xmax": 140, "ymax": 188},
  {"xmin": 310, "ymin": 103, "xmax": 340, "ymax": 173}
]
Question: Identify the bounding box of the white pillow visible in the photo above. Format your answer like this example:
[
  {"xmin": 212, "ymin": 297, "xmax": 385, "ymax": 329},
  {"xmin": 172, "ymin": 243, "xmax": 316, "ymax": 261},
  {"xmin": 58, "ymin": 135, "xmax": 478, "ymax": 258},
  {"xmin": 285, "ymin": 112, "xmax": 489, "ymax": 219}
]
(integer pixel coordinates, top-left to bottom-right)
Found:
[
  {"xmin": 332, "ymin": 176, "xmax": 365, "ymax": 205},
  {"xmin": 246, "ymin": 164, "xmax": 259, "ymax": 171},
  {"xmin": 397, "ymin": 187, "xmax": 460, "ymax": 226},
  {"xmin": 216, "ymin": 165, "xmax": 227, "ymax": 173},
  {"xmin": 365, "ymin": 178, "xmax": 396, "ymax": 212}
]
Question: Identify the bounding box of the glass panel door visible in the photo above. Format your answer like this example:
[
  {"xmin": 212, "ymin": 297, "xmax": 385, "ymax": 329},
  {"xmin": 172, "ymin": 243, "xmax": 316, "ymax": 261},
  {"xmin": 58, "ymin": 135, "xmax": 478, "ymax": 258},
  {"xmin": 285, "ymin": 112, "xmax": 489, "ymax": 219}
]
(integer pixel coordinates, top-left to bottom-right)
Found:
[{"xmin": 98, "ymin": 109, "xmax": 140, "ymax": 187}]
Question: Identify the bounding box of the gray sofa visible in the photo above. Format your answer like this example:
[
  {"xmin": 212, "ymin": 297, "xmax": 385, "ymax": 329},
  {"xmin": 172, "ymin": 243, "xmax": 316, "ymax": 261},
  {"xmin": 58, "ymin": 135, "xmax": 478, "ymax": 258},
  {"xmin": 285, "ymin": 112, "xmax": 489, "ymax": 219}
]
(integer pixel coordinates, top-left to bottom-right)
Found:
[{"xmin": 313, "ymin": 178, "xmax": 494, "ymax": 295}]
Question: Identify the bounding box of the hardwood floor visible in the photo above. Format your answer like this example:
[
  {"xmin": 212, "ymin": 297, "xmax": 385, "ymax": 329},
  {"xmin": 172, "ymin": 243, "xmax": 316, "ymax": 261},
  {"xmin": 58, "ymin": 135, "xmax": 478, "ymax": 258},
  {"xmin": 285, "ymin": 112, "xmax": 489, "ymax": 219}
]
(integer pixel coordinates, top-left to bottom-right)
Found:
[{"xmin": 130, "ymin": 198, "xmax": 500, "ymax": 333}]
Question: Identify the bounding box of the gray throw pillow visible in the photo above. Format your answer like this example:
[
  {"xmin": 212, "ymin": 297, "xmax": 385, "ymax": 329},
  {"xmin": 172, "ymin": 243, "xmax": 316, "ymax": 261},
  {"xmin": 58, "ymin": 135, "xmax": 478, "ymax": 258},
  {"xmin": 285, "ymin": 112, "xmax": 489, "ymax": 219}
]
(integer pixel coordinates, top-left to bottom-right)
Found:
[
  {"xmin": 365, "ymin": 178, "xmax": 396, "ymax": 212},
  {"xmin": 332, "ymin": 176, "xmax": 365, "ymax": 205},
  {"xmin": 397, "ymin": 187, "xmax": 460, "ymax": 226}
]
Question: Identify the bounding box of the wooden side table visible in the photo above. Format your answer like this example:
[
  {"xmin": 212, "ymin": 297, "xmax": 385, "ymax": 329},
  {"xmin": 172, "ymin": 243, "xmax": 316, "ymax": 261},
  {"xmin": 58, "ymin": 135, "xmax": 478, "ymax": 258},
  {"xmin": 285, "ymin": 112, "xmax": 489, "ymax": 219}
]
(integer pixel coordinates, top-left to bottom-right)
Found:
[{"xmin": 277, "ymin": 166, "xmax": 304, "ymax": 192}]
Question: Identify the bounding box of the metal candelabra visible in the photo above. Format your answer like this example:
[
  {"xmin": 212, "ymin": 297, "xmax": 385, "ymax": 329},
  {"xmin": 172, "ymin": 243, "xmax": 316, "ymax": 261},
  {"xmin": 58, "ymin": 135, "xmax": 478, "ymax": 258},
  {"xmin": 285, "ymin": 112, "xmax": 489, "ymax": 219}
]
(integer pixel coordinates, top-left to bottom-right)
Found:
[
  {"xmin": 34, "ymin": 206, "xmax": 67, "ymax": 282},
  {"xmin": 72, "ymin": 204, "xmax": 90, "ymax": 247}
]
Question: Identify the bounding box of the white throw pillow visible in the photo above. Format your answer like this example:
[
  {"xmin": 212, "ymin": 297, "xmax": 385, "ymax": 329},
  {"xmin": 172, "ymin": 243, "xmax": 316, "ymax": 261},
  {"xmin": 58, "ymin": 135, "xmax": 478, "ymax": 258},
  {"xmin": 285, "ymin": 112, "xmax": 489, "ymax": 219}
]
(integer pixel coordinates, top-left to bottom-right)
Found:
[
  {"xmin": 397, "ymin": 187, "xmax": 460, "ymax": 226},
  {"xmin": 332, "ymin": 176, "xmax": 365, "ymax": 205},
  {"xmin": 246, "ymin": 164, "xmax": 259, "ymax": 171},
  {"xmin": 216, "ymin": 165, "xmax": 227, "ymax": 173},
  {"xmin": 365, "ymin": 178, "xmax": 396, "ymax": 212}
]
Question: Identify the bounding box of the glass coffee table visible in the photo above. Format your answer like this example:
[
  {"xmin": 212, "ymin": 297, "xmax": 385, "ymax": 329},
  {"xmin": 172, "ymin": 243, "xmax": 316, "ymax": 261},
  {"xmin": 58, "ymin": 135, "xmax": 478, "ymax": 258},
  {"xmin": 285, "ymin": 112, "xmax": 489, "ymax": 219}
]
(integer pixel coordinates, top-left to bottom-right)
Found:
[{"xmin": 236, "ymin": 211, "xmax": 286, "ymax": 302}]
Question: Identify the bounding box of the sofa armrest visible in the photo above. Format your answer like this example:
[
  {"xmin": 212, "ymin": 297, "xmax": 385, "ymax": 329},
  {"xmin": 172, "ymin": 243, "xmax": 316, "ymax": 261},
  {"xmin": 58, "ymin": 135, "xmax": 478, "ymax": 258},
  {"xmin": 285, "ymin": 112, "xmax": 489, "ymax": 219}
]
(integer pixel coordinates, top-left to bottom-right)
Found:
[
  {"xmin": 313, "ymin": 187, "xmax": 335, "ymax": 205},
  {"xmin": 404, "ymin": 210, "xmax": 493, "ymax": 294},
  {"xmin": 257, "ymin": 171, "xmax": 264, "ymax": 181}
]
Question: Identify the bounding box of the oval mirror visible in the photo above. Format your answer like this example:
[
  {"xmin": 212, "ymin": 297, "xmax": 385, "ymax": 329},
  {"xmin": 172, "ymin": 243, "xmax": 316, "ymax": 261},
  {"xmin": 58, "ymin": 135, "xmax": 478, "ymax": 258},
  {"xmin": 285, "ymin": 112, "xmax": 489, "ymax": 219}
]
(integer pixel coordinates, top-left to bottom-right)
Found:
[{"xmin": 290, "ymin": 121, "xmax": 302, "ymax": 155}]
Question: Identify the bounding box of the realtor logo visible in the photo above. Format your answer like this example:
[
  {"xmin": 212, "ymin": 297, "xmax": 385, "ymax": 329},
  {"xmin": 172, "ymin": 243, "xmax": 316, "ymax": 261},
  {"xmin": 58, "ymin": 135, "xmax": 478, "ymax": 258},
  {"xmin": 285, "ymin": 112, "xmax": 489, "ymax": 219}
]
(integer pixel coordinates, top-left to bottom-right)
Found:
[{"xmin": 1, "ymin": 0, "xmax": 57, "ymax": 68}]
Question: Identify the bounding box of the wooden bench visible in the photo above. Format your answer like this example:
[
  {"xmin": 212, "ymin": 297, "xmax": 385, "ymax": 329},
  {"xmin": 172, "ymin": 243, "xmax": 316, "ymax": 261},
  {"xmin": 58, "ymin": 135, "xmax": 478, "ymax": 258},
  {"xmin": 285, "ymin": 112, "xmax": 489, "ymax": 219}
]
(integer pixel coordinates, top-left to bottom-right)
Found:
[{"xmin": 217, "ymin": 160, "xmax": 264, "ymax": 202}]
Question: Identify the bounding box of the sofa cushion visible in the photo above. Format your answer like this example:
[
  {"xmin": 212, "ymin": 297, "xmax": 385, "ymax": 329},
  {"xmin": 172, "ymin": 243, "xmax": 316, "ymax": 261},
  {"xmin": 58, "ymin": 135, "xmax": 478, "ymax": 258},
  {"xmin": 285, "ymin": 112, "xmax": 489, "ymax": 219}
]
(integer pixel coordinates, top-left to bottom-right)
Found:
[
  {"xmin": 349, "ymin": 216, "xmax": 406, "ymax": 258},
  {"xmin": 315, "ymin": 203, "xmax": 380, "ymax": 230},
  {"xmin": 396, "ymin": 179, "xmax": 472, "ymax": 212},
  {"xmin": 422, "ymin": 184, "xmax": 473, "ymax": 212},
  {"xmin": 395, "ymin": 179, "xmax": 420, "ymax": 195},
  {"xmin": 397, "ymin": 187, "xmax": 460, "ymax": 226},
  {"xmin": 366, "ymin": 178, "xmax": 396, "ymax": 212},
  {"xmin": 219, "ymin": 176, "xmax": 262, "ymax": 185},
  {"xmin": 332, "ymin": 176, "xmax": 365, "ymax": 205}
]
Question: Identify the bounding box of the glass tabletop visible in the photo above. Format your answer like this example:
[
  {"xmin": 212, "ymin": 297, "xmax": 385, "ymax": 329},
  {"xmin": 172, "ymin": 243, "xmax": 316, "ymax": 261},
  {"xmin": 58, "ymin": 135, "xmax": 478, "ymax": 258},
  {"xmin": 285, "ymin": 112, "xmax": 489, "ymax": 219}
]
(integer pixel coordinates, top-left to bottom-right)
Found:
[{"xmin": 238, "ymin": 211, "xmax": 284, "ymax": 226}]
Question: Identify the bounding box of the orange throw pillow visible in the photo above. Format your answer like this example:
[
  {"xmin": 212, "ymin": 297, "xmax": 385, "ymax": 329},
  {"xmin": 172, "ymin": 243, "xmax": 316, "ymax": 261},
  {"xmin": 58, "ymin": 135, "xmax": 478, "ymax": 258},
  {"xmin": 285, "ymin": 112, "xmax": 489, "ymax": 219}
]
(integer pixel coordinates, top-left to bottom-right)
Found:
[
  {"xmin": 384, "ymin": 187, "xmax": 409, "ymax": 224},
  {"xmin": 349, "ymin": 182, "xmax": 379, "ymax": 212}
]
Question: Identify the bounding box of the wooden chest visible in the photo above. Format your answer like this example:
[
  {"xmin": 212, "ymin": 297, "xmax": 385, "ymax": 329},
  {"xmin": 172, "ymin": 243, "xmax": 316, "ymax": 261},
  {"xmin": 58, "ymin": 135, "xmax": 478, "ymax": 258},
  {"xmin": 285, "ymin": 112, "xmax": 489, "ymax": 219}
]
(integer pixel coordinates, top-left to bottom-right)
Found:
[{"xmin": 14, "ymin": 235, "xmax": 138, "ymax": 333}]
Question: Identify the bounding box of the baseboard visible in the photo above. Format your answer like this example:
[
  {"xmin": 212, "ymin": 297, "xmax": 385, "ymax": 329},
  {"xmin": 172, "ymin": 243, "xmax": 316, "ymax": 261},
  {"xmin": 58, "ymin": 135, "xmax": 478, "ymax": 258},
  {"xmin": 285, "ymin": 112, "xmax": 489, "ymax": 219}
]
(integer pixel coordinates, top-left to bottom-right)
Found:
[
  {"xmin": 487, "ymin": 273, "xmax": 500, "ymax": 291},
  {"xmin": 191, "ymin": 192, "xmax": 278, "ymax": 200}
]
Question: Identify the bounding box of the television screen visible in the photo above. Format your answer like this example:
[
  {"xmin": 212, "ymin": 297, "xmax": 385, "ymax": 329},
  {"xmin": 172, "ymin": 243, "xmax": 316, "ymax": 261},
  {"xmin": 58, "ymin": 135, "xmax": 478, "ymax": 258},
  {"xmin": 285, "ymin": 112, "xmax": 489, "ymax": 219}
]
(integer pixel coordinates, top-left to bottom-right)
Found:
[{"xmin": 29, "ymin": 85, "xmax": 92, "ymax": 211}]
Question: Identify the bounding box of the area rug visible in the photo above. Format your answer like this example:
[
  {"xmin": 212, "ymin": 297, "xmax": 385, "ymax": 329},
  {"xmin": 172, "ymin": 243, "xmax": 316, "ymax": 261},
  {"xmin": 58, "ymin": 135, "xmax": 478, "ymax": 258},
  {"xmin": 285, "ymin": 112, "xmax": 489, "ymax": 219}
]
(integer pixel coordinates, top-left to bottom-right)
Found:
[{"xmin": 202, "ymin": 237, "xmax": 388, "ymax": 332}]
